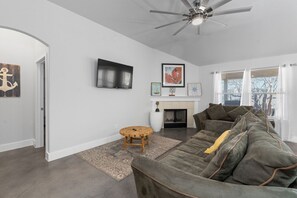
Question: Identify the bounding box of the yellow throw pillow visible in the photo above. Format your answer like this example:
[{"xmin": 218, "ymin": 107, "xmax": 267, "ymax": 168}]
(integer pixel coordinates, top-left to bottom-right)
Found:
[{"xmin": 204, "ymin": 130, "xmax": 231, "ymax": 154}]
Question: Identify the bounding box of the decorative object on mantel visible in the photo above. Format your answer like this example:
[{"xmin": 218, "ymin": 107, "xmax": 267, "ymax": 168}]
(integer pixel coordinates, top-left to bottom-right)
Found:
[
  {"xmin": 155, "ymin": 101, "xmax": 160, "ymax": 112},
  {"xmin": 162, "ymin": 63, "xmax": 185, "ymax": 87},
  {"xmin": 77, "ymin": 134, "xmax": 180, "ymax": 181},
  {"xmin": 151, "ymin": 82, "xmax": 162, "ymax": 96},
  {"xmin": 169, "ymin": 88, "xmax": 176, "ymax": 96},
  {"xmin": 188, "ymin": 83, "xmax": 202, "ymax": 96},
  {"xmin": 0, "ymin": 63, "xmax": 20, "ymax": 97}
]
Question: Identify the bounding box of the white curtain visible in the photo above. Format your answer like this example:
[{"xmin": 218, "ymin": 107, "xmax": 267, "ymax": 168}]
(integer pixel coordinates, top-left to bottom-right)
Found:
[
  {"xmin": 213, "ymin": 72, "xmax": 222, "ymax": 104},
  {"xmin": 275, "ymin": 65, "xmax": 289, "ymax": 140},
  {"xmin": 240, "ymin": 69, "xmax": 252, "ymax": 106}
]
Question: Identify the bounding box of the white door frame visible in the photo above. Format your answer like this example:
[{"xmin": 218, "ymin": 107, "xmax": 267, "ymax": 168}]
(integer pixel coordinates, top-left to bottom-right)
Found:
[{"xmin": 35, "ymin": 53, "xmax": 50, "ymax": 159}]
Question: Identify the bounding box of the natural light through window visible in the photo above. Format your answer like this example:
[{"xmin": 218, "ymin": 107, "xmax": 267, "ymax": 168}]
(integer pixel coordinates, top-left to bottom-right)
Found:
[{"xmin": 221, "ymin": 72, "xmax": 244, "ymax": 106}]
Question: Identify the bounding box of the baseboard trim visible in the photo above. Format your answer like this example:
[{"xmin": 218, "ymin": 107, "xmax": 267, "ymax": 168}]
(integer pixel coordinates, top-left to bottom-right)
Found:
[
  {"xmin": 46, "ymin": 134, "xmax": 122, "ymax": 162},
  {"xmin": 0, "ymin": 139, "xmax": 34, "ymax": 152}
]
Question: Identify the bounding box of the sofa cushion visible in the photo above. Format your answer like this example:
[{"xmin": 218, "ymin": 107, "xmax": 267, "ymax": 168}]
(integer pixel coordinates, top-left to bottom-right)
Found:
[
  {"xmin": 232, "ymin": 122, "xmax": 297, "ymax": 187},
  {"xmin": 252, "ymin": 109, "xmax": 276, "ymax": 133},
  {"xmin": 192, "ymin": 130, "xmax": 219, "ymax": 143},
  {"xmin": 200, "ymin": 131, "xmax": 248, "ymax": 181},
  {"xmin": 204, "ymin": 120, "xmax": 234, "ymax": 134},
  {"xmin": 221, "ymin": 116, "xmax": 247, "ymax": 147},
  {"xmin": 160, "ymin": 150, "xmax": 208, "ymax": 175},
  {"xmin": 206, "ymin": 104, "xmax": 228, "ymax": 120},
  {"xmin": 227, "ymin": 106, "xmax": 249, "ymax": 120}
]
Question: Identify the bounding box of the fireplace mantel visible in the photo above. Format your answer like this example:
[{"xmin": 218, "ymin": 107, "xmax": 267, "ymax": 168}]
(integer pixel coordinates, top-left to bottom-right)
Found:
[{"xmin": 150, "ymin": 96, "xmax": 200, "ymax": 102}]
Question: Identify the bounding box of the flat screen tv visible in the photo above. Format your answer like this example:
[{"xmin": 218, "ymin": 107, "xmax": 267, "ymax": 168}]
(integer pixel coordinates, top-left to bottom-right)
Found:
[{"xmin": 96, "ymin": 59, "xmax": 133, "ymax": 89}]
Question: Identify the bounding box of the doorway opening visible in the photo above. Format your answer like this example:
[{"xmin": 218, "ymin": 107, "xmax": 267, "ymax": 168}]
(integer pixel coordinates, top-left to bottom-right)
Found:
[{"xmin": 35, "ymin": 57, "xmax": 47, "ymax": 150}]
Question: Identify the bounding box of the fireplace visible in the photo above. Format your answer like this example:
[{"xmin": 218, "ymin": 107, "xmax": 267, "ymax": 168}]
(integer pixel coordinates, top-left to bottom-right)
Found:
[{"xmin": 164, "ymin": 109, "xmax": 187, "ymax": 128}]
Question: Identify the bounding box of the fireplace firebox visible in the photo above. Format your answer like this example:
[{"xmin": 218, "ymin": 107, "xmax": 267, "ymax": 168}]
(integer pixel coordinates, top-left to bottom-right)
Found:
[{"xmin": 164, "ymin": 109, "xmax": 187, "ymax": 128}]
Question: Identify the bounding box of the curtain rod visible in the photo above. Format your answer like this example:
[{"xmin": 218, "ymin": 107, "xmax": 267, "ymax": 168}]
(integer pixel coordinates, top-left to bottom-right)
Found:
[{"xmin": 210, "ymin": 64, "xmax": 296, "ymax": 74}]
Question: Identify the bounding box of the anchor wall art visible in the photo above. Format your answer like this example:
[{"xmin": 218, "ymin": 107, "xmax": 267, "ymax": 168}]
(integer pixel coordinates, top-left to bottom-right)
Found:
[{"xmin": 0, "ymin": 63, "xmax": 20, "ymax": 97}]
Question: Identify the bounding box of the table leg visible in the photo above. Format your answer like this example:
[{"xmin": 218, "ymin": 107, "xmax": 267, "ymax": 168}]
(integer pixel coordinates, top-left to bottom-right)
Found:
[
  {"xmin": 123, "ymin": 136, "xmax": 128, "ymax": 149},
  {"xmin": 141, "ymin": 136, "xmax": 145, "ymax": 153}
]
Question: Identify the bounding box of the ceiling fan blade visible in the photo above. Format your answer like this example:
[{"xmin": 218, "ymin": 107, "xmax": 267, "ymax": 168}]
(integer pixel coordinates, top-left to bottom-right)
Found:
[
  {"xmin": 173, "ymin": 21, "xmax": 191, "ymax": 36},
  {"xmin": 150, "ymin": 10, "xmax": 189, "ymax": 16},
  {"xmin": 200, "ymin": 0, "xmax": 210, "ymax": 7},
  {"xmin": 207, "ymin": 19, "xmax": 227, "ymax": 27},
  {"xmin": 155, "ymin": 19, "xmax": 188, "ymax": 29},
  {"xmin": 206, "ymin": 0, "xmax": 232, "ymax": 13},
  {"xmin": 212, "ymin": 7, "xmax": 252, "ymax": 16},
  {"xmin": 180, "ymin": 0, "xmax": 194, "ymax": 10}
]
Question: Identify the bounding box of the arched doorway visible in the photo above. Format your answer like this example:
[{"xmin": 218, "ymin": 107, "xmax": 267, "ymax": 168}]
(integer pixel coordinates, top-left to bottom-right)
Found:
[{"xmin": 0, "ymin": 27, "xmax": 50, "ymax": 160}]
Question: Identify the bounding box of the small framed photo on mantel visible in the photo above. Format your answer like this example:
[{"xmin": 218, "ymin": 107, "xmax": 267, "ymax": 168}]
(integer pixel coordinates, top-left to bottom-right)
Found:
[
  {"xmin": 187, "ymin": 83, "xmax": 202, "ymax": 96},
  {"xmin": 151, "ymin": 82, "xmax": 162, "ymax": 96}
]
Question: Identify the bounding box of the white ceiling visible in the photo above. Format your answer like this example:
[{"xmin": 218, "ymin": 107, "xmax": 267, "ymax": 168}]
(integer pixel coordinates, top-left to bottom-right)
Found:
[{"xmin": 48, "ymin": 0, "xmax": 297, "ymax": 66}]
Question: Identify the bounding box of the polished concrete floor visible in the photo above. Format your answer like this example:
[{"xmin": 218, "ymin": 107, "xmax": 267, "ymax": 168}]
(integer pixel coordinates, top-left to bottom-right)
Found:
[{"xmin": 0, "ymin": 128, "xmax": 197, "ymax": 198}]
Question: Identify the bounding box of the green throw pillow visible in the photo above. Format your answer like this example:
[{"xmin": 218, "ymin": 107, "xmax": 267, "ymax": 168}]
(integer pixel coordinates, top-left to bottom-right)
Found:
[
  {"xmin": 207, "ymin": 104, "xmax": 228, "ymax": 120},
  {"xmin": 232, "ymin": 122, "xmax": 297, "ymax": 187},
  {"xmin": 227, "ymin": 106, "xmax": 249, "ymax": 120},
  {"xmin": 200, "ymin": 132, "xmax": 248, "ymax": 181}
]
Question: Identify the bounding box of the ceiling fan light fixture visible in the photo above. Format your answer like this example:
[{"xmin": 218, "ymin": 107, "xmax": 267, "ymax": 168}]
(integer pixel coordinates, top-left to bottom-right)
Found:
[{"xmin": 191, "ymin": 15, "xmax": 204, "ymax": 26}]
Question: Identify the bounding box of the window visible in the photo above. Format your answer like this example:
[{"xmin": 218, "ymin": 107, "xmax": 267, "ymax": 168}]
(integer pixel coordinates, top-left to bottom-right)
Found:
[
  {"xmin": 251, "ymin": 68, "xmax": 278, "ymax": 116},
  {"xmin": 221, "ymin": 72, "xmax": 244, "ymax": 106},
  {"xmin": 218, "ymin": 68, "xmax": 279, "ymax": 117}
]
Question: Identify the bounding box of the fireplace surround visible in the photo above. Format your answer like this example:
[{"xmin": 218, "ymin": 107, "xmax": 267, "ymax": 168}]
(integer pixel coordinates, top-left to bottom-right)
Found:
[
  {"xmin": 150, "ymin": 96, "xmax": 200, "ymax": 128},
  {"xmin": 164, "ymin": 109, "xmax": 187, "ymax": 128}
]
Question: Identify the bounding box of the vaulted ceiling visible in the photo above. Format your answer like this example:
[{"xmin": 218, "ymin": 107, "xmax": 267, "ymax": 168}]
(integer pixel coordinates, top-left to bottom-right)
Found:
[{"xmin": 48, "ymin": 0, "xmax": 297, "ymax": 66}]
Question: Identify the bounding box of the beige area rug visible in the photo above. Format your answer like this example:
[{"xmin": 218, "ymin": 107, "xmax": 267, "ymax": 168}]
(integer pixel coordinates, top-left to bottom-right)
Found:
[{"xmin": 77, "ymin": 134, "xmax": 181, "ymax": 181}]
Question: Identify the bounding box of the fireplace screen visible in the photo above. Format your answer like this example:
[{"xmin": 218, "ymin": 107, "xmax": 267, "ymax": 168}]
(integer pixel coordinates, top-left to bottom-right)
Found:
[{"xmin": 164, "ymin": 109, "xmax": 187, "ymax": 128}]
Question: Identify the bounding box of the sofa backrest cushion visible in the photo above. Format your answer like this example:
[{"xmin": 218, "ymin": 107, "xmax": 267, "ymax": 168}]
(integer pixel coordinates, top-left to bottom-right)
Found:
[
  {"xmin": 200, "ymin": 131, "xmax": 248, "ymax": 181},
  {"xmin": 221, "ymin": 116, "xmax": 247, "ymax": 148},
  {"xmin": 232, "ymin": 122, "xmax": 297, "ymax": 187},
  {"xmin": 227, "ymin": 106, "xmax": 249, "ymax": 120},
  {"xmin": 207, "ymin": 104, "xmax": 229, "ymax": 120}
]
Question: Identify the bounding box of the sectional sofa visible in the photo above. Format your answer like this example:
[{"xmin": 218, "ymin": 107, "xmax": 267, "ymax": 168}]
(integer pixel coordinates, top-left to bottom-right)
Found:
[{"xmin": 131, "ymin": 104, "xmax": 297, "ymax": 198}]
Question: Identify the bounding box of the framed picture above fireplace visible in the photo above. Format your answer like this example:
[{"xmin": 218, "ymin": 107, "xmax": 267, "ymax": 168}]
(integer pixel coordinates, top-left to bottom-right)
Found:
[{"xmin": 162, "ymin": 63, "xmax": 185, "ymax": 87}]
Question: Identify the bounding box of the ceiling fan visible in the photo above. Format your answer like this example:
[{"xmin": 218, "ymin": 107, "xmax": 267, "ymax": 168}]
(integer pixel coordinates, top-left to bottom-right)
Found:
[{"xmin": 150, "ymin": 0, "xmax": 252, "ymax": 36}]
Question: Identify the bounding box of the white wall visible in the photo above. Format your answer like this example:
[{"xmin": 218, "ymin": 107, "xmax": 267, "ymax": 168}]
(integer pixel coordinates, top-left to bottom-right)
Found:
[
  {"xmin": 0, "ymin": 0, "xmax": 200, "ymax": 160},
  {"xmin": 0, "ymin": 29, "xmax": 46, "ymax": 151},
  {"xmin": 198, "ymin": 53, "xmax": 297, "ymax": 142}
]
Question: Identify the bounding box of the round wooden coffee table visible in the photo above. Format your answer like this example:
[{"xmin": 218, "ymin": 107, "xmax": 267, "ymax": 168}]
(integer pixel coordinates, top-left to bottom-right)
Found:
[{"xmin": 120, "ymin": 126, "xmax": 153, "ymax": 152}]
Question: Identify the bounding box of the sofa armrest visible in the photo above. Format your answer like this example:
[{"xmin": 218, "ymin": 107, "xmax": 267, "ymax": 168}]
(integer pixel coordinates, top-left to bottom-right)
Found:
[
  {"xmin": 131, "ymin": 156, "xmax": 297, "ymax": 198},
  {"xmin": 193, "ymin": 110, "xmax": 208, "ymax": 131},
  {"xmin": 204, "ymin": 120, "xmax": 234, "ymax": 134}
]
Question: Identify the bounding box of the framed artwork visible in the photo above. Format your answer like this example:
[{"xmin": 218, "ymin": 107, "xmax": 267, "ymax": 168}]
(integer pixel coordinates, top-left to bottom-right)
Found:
[
  {"xmin": 187, "ymin": 83, "xmax": 202, "ymax": 96},
  {"xmin": 0, "ymin": 63, "xmax": 20, "ymax": 97},
  {"xmin": 162, "ymin": 63, "xmax": 185, "ymax": 87},
  {"xmin": 151, "ymin": 82, "xmax": 162, "ymax": 96}
]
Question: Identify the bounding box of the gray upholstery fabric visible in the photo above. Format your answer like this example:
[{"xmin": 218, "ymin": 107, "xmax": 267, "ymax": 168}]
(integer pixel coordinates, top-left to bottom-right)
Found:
[
  {"xmin": 232, "ymin": 122, "xmax": 297, "ymax": 187},
  {"xmin": 227, "ymin": 106, "xmax": 249, "ymax": 120},
  {"xmin": 204, "ymin": 120, "xmax": 233, "ymax": 134},
  {"xmin": 200, "ymin": 132, "xmax": 248, "ymax": 181},
  {"xmin": 132, "ymin": 156, "xmax": 297, "ymax": 198},
  {"xmin": 160, "ymin": 150, "xmax": 207, "ymax": 175},
  {"xmin": 131, "ymin": 105, "xmax": 297, "ymax": 198},
  {"xmin": 193, "ymin": 110, "xmax": 208, "ymax": 131},
  {"xmin": 206, "ymin": 104, "xmax": 228, "ymax": 120},
  {"xmin": 220, "ymin": 117, "xmax": 247, "ymax": 148}
]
